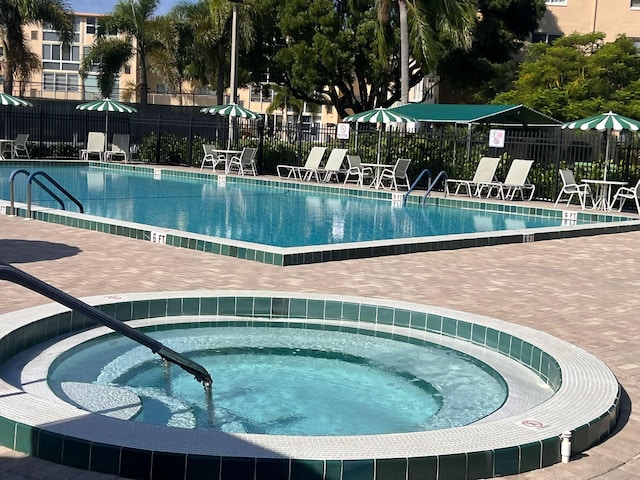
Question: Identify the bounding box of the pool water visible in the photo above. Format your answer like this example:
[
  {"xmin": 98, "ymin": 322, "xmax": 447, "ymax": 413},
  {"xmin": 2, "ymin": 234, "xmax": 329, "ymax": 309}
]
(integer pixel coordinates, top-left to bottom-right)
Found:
[
  {"xmin": 0, "ymin": 165, "xmax": 579, "ymax": 247},
  {"xmin": 48, "ymin": 327, "xmax": 508, "ymax": 435}
]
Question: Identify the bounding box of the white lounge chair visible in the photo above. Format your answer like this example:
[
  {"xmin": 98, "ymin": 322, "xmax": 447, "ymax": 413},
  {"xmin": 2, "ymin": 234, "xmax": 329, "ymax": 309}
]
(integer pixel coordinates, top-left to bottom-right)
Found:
[
  {"xmin": 378, "ymin": 158, "xmax": 412, "ymax": 190},
  {"xmin": 227, "ymin": 147, "xmax": 258, "ymax": 175},
  {"xmin": 610, "ymin": 178, "xmax": 640, "ymax": 215},
  {"xmin": 445, "ymin": 157, "xmax": 501, "ymax": 197},
  {"xmin": 343, "ymin": 154, "xmax": 373, "ymax": 187},
  {"xmin": 277, "ymin": 146, "xmax": 326, "ymax": 181},
  {"xmin": 80, "ymin": 132, "xmax": 106, "ymax": 161},
  {"xmin": 317, "ymin": 148, "xmax": 348, "ymax": 182},
  {"xmin": 490, "ymin": 159, "xmax": 536, "ymax": 200},
  {"xmin": 200, "ymin": 144, "xmax": 227, "ymax": 171},
  {"xmin": 554, "ymin": 169, "xmax": 594, "ymax": 209},
  {"xmin": 104, "ymin": 134, "xmax": 130, "ymax": 163}
]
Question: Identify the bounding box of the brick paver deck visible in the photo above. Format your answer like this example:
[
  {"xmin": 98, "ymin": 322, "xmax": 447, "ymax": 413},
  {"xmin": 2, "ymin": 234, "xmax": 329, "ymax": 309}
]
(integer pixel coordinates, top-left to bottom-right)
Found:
[{"xmin": 1, "ymin": 212, "xmax": 639, "ymax": 479}]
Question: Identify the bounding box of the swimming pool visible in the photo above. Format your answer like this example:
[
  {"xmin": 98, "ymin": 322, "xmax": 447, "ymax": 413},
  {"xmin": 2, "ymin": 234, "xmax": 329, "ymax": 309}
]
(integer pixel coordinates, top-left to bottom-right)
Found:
[{"xmin": 1, "ymin": 161, "xmax": 639, "ymax": 265}]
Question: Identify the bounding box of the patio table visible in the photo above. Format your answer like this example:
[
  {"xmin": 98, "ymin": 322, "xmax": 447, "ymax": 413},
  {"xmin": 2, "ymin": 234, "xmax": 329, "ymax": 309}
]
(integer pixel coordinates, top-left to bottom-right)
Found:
[{"xmin": 581, "ymin": 179, "xmax": 627, "ymax": 211}]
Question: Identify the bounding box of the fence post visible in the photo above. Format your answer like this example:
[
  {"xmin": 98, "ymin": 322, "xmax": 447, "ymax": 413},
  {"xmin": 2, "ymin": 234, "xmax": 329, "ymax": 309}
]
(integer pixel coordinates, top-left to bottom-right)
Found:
[
  {"xmin": 187, "ymin": 114, "xmax": 193, "ymax": 166},
  {"xmin": 155, "ymin": 115, "xmax": 161, "ymax": 164}
]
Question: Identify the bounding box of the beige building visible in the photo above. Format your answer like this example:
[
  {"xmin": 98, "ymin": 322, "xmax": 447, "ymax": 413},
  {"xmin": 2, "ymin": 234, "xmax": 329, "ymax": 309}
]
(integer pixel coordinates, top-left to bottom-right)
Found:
[{"xmin": 536, "ymin": 0, "xmax": 640, "ymax": 44}]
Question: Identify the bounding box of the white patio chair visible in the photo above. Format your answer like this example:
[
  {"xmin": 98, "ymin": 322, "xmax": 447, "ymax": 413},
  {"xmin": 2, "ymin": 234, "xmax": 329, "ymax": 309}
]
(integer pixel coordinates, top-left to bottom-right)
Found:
[
  {"xmin": 554, "ymin": 169, "xmax": 594, "ymax": 209},
  {"xmin": 80, "ymin": 132, "xmax": 106, "ymax": 161},
  {"xmin": 200, "ymin": 144, "xmax": 227, "ymax": 171},
  {"xmin": 12, "ymin": 134, "xmax": 30, "ymax": 159},
  {"xmin": 610, "ymin": 178, "xmax": 640, "ymax": 215},
  {"xmin": 378, "ymin": 158, "xmax": 412, "ymax": 190},
  {"xmin": 227, "ymin": 147, "xmax": 258, "ymax": 175},
  {"xmin": 104, "ymin": 134, "xmax": 130, "ymax": 163},
  {"xmin": 343, "ymin": 154, "xmax": 373, "ymax": 187}
]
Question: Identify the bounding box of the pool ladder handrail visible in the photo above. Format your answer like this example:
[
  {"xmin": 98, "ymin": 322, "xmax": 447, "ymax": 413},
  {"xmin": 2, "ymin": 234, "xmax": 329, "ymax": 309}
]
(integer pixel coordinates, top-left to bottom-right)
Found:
[
  {"xmin": 402, "ymin": 169, "xmax": 448, "ymax": 205},
  {"xmin": 0, "ymin": 262, "xmax": 213, "ymax": 387},
  {"xmin": 9, "ymin": 169, "xmax": 84, "ymax": 216}
]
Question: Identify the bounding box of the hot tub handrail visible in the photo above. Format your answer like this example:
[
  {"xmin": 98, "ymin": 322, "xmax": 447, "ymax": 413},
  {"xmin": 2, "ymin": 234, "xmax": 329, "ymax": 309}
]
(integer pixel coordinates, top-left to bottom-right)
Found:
[{"xmin": 0, "ymin": 262, "xmax": 213, "ymax": 387}]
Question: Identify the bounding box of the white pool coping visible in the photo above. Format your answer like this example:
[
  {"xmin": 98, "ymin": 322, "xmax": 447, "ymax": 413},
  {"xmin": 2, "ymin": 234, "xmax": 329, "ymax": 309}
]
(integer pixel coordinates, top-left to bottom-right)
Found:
[{"xmin": 0, "ymin": 291, "xmax": 620, "ymax": 460}]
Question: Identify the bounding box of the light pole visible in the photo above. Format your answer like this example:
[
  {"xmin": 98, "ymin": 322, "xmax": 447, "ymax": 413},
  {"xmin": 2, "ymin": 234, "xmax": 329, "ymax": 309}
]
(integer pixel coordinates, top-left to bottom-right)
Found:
[
  {"xmin": 229, "ymin": 0, "xmax": 242, "ymax": 104},
  {"xmin": 227, "ymin": 0, "xmax": 242, "ymax": 147}
]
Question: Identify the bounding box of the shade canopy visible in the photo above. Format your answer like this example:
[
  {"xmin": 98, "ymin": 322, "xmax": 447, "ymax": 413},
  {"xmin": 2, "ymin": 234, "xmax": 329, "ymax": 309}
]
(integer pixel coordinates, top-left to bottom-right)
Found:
[
  {"xmin": 0, "ymin": 92, "xmax": 33, "ymax": 107},
  {"xmin": 76, "ymin": 98, "xmax": 138, "ymax": 114},
  {"xmin": 343, "ymin": 106, "xmax": 416, "ymax": 124},
  {"xmin": 200, "ymin": 103, "xmax": 260, "ymax": 119},
  {"xmin": 392, "ymin": 104, "xmax": 560, "ymax": 126},
  {"xmin": 562, "ymin": 111, "xmax": 640, "ymax": 132}
]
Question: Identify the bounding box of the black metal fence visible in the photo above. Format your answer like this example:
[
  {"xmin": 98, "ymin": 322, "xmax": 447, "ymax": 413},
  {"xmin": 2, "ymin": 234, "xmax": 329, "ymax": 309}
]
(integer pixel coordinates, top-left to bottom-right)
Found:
[{"xmin": 3, "ymin": 99, "xmax": 640, "ymax": 203}]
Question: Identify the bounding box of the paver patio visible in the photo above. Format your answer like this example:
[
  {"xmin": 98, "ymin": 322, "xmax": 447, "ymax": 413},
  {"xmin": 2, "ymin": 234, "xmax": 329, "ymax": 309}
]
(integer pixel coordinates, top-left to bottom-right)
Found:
[{"xmin": 0, "ymin": 208, "xmax": 639, "ymax": 479}]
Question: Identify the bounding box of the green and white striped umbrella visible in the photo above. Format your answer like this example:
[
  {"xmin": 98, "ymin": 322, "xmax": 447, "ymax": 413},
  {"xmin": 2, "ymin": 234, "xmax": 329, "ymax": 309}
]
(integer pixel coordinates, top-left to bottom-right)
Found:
[
  {"xmin": 200, "ymin": 103, "xmax": 260, "ymax": 119},
  {"xmin": 344, "ymin": 107, "xmax": 416, "ymax": 163},
  {"xmin": 76, "ymin": 98, "xmax": 137, "ymax": 148},
  {"xmin": 0, "ymin": 92, "xmax": 33, "ymax": 107},
  {"xmin": 562, "ymin": 111, "xmax": 640, "ymax": 132},
  {"xmin": 343, "ymin": 106, "xmax": 415, "ymax": 124},
  {"xmin": 563, "ymin": 111, "xmax": 640, "ymax": 180}
]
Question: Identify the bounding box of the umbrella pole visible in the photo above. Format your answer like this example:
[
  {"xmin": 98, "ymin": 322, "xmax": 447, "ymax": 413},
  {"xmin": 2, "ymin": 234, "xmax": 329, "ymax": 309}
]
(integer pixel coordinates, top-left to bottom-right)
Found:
[
  {"xmin": 377, "ymin": 124, "xmax": 382, "ymax": 164},
  {"xmin": 604, "ymin": 131, "xmax": 611, "ymax": 181}
]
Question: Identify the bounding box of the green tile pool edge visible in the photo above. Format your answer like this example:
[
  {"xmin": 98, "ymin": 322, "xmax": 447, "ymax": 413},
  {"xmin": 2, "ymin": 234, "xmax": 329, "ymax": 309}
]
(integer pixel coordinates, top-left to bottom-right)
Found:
[
  {"xmin": 0, "ymin": 292, "xmax": 621, "ymax": 480},
  {"xmin": 3, "ymin": 162, "xmax": 639, "ymax": 266}
]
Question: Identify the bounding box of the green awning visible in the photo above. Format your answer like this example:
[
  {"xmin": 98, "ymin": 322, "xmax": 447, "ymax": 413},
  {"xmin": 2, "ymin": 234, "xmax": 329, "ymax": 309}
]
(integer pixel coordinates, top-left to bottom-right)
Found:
[{"xmin": 392, "ymin": 104, "xmax": 561, "ymax": 126}]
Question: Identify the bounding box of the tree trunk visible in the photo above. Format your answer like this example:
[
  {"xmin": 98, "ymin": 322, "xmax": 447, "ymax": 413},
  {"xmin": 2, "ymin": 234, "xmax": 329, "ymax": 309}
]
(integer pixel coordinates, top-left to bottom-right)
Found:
[{"xmin": 399, "ymin": 0, "xmax": 409, "ymax": 105}]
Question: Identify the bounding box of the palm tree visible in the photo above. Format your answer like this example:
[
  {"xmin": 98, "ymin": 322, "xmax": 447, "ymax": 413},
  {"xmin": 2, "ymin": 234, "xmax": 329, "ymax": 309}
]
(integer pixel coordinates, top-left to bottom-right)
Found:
[
  {"xmin": 0, "ymin": 0, "xmax": 74, "ymax": 94},
  {"xmin": 377, "ymin": 0, "xmax": 476, "ymax": 104},
  {"xmin": 80, "ymin": 37, "xmax": 134, "ymax": 98},
  {"xmin": 98, "ymin": 0, "xmax": 175, "ymax": 105},
  {"xmin": 169, "ymin": 0, "xmax": 256, "ymax": 105}
]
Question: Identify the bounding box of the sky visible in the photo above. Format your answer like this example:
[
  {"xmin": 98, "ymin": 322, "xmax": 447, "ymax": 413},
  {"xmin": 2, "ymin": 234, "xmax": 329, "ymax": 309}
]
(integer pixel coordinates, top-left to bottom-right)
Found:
[{"xmin": 68, "ymin": 0, "xmax": 183, "ymax": 16}]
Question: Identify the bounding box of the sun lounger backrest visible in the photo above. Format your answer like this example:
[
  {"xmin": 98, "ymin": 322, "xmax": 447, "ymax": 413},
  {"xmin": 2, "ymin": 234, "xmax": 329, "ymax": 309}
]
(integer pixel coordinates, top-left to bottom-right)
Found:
[
  {"xmin": 87, "ymin": 132, "xmax": 105, "ymax": 151},
  {"xmin": 306, "ymin": 146, "xmax": 326, "ymax": 169},
  {"xmin": 472, "ymin": 157, "xmax": 501, "ymax": 183},
  {"xmin": 504, "ymin": 159, "xmax": 534, "ymax": 186},
  {"xmin": 324, "ymin": 148, "xmax": 348, "ymax": 171},
  {"xmin": 112, "ymin": 133, "xmax": 129, "ymax": 153}
]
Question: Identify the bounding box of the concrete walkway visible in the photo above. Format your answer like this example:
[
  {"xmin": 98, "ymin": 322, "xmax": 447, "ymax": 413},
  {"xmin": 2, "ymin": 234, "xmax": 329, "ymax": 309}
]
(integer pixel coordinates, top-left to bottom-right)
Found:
[{"xmin": 0, "ymin": 213, "xmax": 639, "ymax": 479}]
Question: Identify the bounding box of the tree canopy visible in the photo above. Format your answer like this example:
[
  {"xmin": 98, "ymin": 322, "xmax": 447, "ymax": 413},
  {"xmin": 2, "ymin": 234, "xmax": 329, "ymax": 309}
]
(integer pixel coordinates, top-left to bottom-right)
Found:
[{"xmin": 492, "ymin": 32, "xmax": 640, "ymax": 121}]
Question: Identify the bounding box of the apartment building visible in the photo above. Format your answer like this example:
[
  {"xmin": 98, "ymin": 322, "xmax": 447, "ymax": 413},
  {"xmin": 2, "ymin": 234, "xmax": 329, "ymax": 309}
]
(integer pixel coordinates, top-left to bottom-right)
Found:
[
  {"xmin": 536, "ymin": 0, "xmax": 640, "ymax": 44},
  {"xmin": 10, "ymin": 12, "xmax": 136, "ymax": 101}
]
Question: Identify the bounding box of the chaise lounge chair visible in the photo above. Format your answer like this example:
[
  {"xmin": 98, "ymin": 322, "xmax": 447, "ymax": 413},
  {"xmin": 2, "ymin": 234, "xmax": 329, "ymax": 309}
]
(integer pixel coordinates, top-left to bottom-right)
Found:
[
  {"xmin": 445, "ymin": 157, "xmax": 501, "ymax": 197},
  {"xmin": 489, "ymin": 159, "xmax": 536, "ymax": 201},
  {"xmin": 317, "ymin": 148, "xmax": 348, "ymax": 182},
  {"xmin": 80, "ymin": 132, "xmax": 106, "ymax": 161},
  {"xmin": 104, "ymin": 133, "xmax": 130, "ymax": 163},
  {"xmin": 554, "ymin": 169, "xmax": 594, "ymax": 209},
  {"xmin": 277, "ymin": 146, "xmax": 326, "ymax": 181}
]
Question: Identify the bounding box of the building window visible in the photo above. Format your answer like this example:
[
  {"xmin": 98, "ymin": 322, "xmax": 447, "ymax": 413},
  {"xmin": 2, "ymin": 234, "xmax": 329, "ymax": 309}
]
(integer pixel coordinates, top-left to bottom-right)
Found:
[
  {"xmin": 43, "ymin": 44, "xmax": 80, "ymax": 71},
  {"xmin": 43, "ymin": 72, "xmax": 78, "ymax": 92},
  {"xmin": 632, "ymin": 0, "xmax": 640, "ymax": 9},
  {"xmin": 31, "ymin": 31, "xmax": 38, "ymax": 40},
  {"xmin": 546, "ymin": 0, "xmax": 567, "ymax": 5},
  {"xmin": 86, "ymin": 17, "xmax": 96, "ymax": 35},
  {"xmin": 124, "ymin": 64, "xmax": 131, "ymax": 75},
  {"xmin": 531, "ymin": 32, "xmax": 563, "ymax": 44}
]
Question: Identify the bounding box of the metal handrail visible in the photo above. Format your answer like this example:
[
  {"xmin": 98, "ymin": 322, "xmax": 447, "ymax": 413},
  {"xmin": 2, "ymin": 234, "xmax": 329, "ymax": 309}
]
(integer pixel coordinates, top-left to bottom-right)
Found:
[
  {"xmin": 0, "ymin": 262, "xmax": 212, "ymax": 387},
  {"xmin": 9, "ymin": 169, "xmax": 84, "ymax": 216},
  {"xmin": 403, "ymin": 169, "xmax": 432, "ymax": 205},
  {"xmin": 421, "ymin": 171, "xmax": 449, "ymax": 204}
]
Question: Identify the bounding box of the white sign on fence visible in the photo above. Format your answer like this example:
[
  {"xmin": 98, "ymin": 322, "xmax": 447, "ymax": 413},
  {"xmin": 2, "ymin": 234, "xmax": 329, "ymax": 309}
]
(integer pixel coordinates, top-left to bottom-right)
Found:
[
  {"xmin": 337, "ymin": 123, "xmax": 350, "ymax": 140},
  {"xmin": 489, "ymin": 129, "xmax": 506, "ymax": 148}
]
